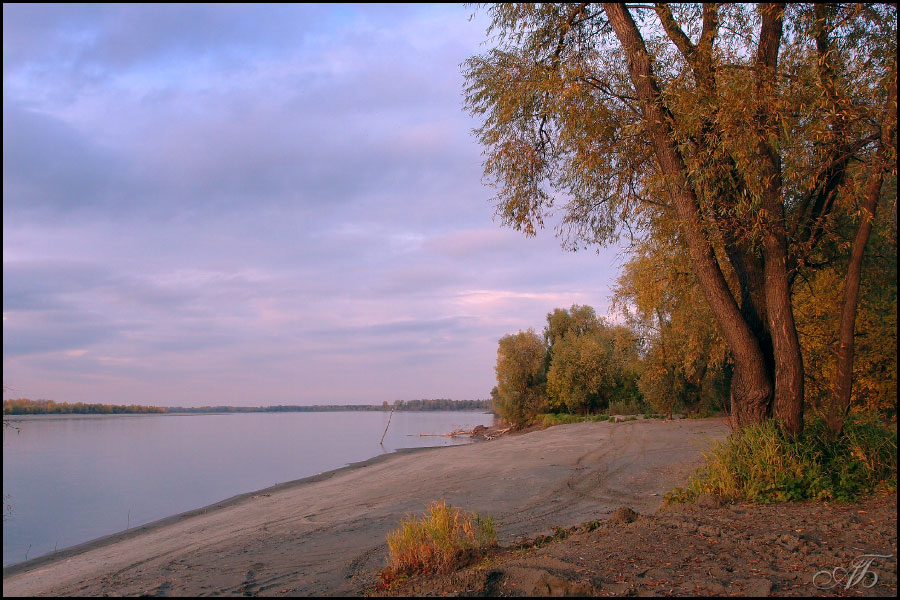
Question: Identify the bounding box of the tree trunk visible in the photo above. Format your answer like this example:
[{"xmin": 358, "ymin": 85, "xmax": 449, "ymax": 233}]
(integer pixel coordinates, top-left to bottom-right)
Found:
[
  {"xmin": 603, "ymin": 3, "xmax": 774, "ymax": 426},
  {"xmin": 723, "ymin": 240, "xmax": 776, "ymax": 415},
  {"xmin": 763, "ymin": 230, "xmax": 805, "ymax": 434},
  {"xmin": 828, "ymin": 74, "xmax": 896, "ymax": 435},
  {"xmin": 827, "ymin": 166, "xmax": 883, "ymax": 434},
  {"xmin": 753, "ymin": 3, "xmax": 805, "ymax": 435}
]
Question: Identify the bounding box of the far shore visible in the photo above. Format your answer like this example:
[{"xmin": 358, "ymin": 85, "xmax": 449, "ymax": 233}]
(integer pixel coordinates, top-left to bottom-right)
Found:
[
  {"xmin": 4, "ymin": 409, "xmax": 494, "ymax": 419},
  {"xmin": 3, "ymin": 418, "xmax": 729, "ymax": 596}
]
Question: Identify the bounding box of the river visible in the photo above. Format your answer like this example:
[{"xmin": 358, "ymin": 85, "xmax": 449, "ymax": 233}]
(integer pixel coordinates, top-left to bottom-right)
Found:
[{"xmin": 2, "ymin": 410, "xmax": 494, "ymax": 566}]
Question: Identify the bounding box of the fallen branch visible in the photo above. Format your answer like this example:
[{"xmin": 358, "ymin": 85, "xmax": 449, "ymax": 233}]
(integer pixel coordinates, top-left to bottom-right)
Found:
[
  {"xmin": 406, "ymin": 426, "xmax": 513, "ymax": 440},
  {"xmin": 407, "ymin": 429, "xmax": 473, "ymax": 437}
]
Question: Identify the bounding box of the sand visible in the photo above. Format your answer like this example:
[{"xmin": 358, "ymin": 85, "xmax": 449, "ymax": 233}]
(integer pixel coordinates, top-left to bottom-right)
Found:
[{"xmin": 2, "ymin": 418, "xmax": 728, "ymax": 596}]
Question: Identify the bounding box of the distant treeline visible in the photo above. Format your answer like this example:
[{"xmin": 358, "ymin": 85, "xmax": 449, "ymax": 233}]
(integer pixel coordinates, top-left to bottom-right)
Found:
[
  {"xmin": 166, "ymin": 399, "xmax": 493, "ymax": 413},
  {"xmin": 3, "ymin": 398, "xmax": 166, "ymax": 415},
  {"xmin": 4, "ymin": 398, "xmax": 493, "ymax": 415}
]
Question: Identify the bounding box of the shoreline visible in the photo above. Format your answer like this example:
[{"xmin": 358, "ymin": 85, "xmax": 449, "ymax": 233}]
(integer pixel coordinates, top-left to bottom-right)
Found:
[
  {"xmin": 2, "ymin": 443, "xmax": 468, "ymax": 574},
  {"xmin": 3, "ymin": 418, "xmax": 730, "ymax": 596},
  {"xmin": 3, "ymin": 410, "xmax": 495, "ymax": 568}
]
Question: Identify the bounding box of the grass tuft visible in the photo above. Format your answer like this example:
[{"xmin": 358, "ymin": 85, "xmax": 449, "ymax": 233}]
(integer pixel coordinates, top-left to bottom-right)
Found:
[
  {"xmin": 666, "ymin": 414, "xmax": 897, "ymax": 505},
  {"xmin": 378, "ymin": 500, "xmax": 497, "ymax": 588}
]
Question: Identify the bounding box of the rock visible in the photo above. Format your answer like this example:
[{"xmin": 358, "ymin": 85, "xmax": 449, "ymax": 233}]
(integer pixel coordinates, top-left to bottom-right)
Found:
[
  {"xmin": 704, "ymin": 581, "xmax": 727, "ymax": 594},
  {"xmin": 779, "ymin": 534, "xmax": 800, "ymax": 552},
  {"xmin": 643, "ymin": 567, "xmax": 671, "ymax": 582},
  {"xmin": 503, "ymin": 567, "xmax": 598, "ymax": 597},
  {"xmin": 536, "ymin": 572, "xmax": 597, "ymax": 597},
  {"xmin": 602, "ymin": 581, "xmax": 631, "ymax": 594},
  {"xmin": 609, "ymin": 507, "xmax": 640, "ymax": 524},
  {"xmin": 696, "ymin": 493, "xmax": 723, "ymax": 508},
  {"xmin": 708, "ymin": 566, "xmax": 729, "ymax": 580},
  {"xmin": 743, "ymin": 578, "xmax": 773, "ymax": 596}
]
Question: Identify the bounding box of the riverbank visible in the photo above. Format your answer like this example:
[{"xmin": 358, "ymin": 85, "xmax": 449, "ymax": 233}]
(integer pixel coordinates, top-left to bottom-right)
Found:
[
  {"xmin": 378, "ymin": 491, "xmax": 897, "ymax": 597},
  {"xmin": 3, "ymin": 418, "xmax": 727, "ymax": 596}
]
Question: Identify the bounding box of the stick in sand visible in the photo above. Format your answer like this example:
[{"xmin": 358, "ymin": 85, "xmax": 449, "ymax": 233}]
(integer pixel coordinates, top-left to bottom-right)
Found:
[{"xmin": 380, "ymin": 403, "xmax": 396, "ymax": 445}]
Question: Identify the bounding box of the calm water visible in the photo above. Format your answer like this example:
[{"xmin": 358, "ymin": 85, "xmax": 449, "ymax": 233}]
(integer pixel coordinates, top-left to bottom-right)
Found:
[{"xmin": 2, "ymin": 410, "xmax": 494, "ymax": 566}]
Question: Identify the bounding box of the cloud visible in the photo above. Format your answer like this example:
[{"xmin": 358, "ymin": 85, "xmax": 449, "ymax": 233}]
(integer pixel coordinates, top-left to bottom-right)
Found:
[
  {"xmin": 2, "ymin": 4, "xmax": 624, "ymax": 406},
  {"xmin": 3, "ymin": 310, "xmax": 113, "ymax": 358},
  {"xmin": 2, "ymin": 105, "xmax": 134, "ymax": 217}
]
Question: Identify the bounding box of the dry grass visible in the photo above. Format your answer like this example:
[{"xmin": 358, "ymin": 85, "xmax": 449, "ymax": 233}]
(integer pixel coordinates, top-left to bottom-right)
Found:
[{"xmin": 378, "ymin": 500, "xmax": 496, "ymax": 588}]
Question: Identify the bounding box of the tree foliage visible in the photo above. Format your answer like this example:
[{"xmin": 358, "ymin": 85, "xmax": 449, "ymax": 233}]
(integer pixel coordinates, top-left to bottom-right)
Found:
[
  {"xmin": 544, "ymin": 304, "xmax": 603, "ymax": 348},
  {"xmin": 793, "ymin": 190, "xmax": 898, "ymax": 421},
  {"xmin": 493, "ymin": 329, "xmax": 548, "ymax": 425},
  {"xmin": 614, "ymin": 233, "xmax": 731, "ymax": 418},
  {"xmin": 547, "ymin": 329, "xmax": 614, "ymax": 413},
  {"xmin": 466, "ymin": 3, "xmax": 897, "ymax": 434},
  {"xmin": 545, "ymin": 305, "xmax": 641, "ymax": 414},
  {"xmin": 493, "ymin": 305, "xmax": 643, "ymax": 422}
]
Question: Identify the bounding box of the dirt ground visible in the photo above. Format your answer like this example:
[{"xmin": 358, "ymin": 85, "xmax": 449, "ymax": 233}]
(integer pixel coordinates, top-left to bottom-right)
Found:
[{"xmin": 375, "ymin": 491, "xmax": 898, "ymax": 597}]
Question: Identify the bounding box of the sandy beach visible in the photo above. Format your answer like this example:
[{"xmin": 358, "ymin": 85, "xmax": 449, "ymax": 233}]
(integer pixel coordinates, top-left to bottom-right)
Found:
[{"xmin": 2, "ymin": 418, "xmax": 728, "ymax": 596}]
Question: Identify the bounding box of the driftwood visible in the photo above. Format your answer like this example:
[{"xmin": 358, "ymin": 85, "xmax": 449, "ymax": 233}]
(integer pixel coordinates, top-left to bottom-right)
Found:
[
  {"xmin": 407, "ymin": 426, "xmax": 513, "ymax": 440},
  {"xmin": 407, "ymin": 429, "xmax": 473, "ymax": 437},
  {"xmin": 482, "ymin": 426, "xmax": 512, "ymax": 440}
]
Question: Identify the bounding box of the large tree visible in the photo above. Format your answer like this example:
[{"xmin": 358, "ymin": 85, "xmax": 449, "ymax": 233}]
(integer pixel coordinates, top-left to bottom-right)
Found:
[{"xmin": 465, "ymin": 3, "xmax": 897, "ymax": 434}]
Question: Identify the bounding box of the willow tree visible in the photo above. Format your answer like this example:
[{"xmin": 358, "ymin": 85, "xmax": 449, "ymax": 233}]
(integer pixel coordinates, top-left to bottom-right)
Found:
[
  {"xmin": 544, "ymin": 305, "xmax": 640, "ymax": 414},
  {"xmin": 464, "ymin": 3, "xmax": 897, "ymax": 434},
  {"xmin": 494, "ymin": 329, "xmax": 548, "ymax": 425}
]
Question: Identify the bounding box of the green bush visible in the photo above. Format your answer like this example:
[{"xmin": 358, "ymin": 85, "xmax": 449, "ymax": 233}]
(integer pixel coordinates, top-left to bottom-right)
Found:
[
  {"xmin": 538, "ymin": 412, "xmax": 620, "ymax": 427},
  {"xmin": 667, "ymin": 414, "xmax": 897, "ymax": 504},
  {"xmin": 538, "ymin": 412, "xmax": 590, "ymax": 427}
]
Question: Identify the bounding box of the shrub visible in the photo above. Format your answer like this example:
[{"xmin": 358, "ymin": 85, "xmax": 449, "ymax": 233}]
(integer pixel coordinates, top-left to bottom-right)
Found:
[
  {"xmin": 537, "ymin": 412, "xmax": 617, "ymax": 427},
  {"xmin": 687, "ymin": 408, "xmax": 718, "ymax": 419},
  {"xmin": 380, "ymin": 500, "xmax": 497, "ymax": 587},
  {"xmin": 607, "ymin": 398, "xmax": 646, "ymax": 416},
  {"xmin": 538, "ymin": 412, "xmax": 588, "ymax": 427},
  {"xmin": 666, "ymin": 414, "xmax": 897, "ymax": 504}
]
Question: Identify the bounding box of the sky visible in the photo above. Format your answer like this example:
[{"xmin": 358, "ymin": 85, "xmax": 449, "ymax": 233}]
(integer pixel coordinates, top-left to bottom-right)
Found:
[{"xmin": 3, "ymin": 3, "xmax": 625, "ymax": 407}]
